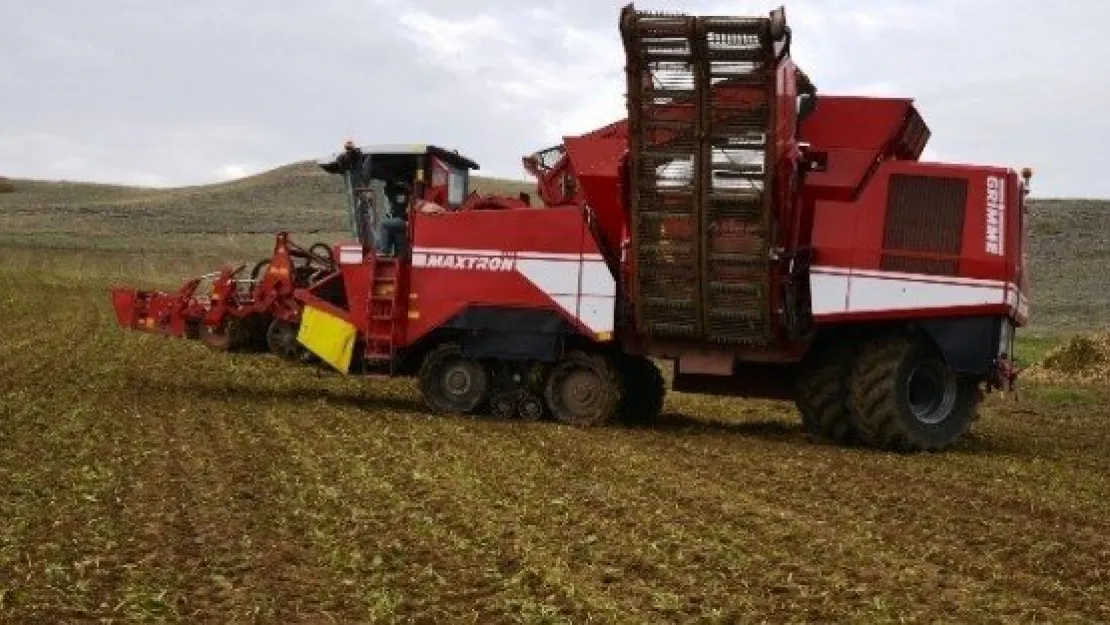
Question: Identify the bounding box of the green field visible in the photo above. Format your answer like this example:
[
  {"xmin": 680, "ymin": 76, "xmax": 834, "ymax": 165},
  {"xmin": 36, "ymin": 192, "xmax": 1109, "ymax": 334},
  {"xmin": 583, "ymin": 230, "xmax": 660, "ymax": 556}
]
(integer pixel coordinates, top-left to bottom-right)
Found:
[{"xmin": 1, "ymin": 167, "xmax": 1108, "ymax": 622}]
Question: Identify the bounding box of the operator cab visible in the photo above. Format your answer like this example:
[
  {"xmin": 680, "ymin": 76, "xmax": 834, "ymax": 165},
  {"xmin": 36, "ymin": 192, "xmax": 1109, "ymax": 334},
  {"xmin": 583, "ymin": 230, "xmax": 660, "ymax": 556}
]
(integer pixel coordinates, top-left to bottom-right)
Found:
[{"xmin": 318, "ymin": 143, "xmax": 480, "ymax": 246}]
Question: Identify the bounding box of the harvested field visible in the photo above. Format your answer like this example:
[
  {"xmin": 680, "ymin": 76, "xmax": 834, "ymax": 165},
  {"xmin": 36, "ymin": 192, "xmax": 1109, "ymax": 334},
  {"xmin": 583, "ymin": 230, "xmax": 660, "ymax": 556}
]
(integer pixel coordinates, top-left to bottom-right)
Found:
[{"xmin": 1, "ymin": 168, "xmax": 1109, "ymax": 622}]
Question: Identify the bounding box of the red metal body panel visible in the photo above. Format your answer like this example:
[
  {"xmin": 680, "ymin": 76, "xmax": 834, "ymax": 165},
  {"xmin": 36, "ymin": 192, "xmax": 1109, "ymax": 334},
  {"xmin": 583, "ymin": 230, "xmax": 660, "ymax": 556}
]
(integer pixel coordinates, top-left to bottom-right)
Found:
[
  {"xmin": 562, "ymin": 136, "xmax": 627, "ymax": 259},
  {"xmin": 811, "ymin": 160, "xmax": 1017, "ymax": 282},
  {"xmin": 798, "ymin": 96, "xmax": 930, "ymax": 203},
  {"xmin": 400, "ymin": 207, "xmax": 610, "ymax": 347},
  {"xmin": 799, "ymin": 96, "xmax": 923, "ymax": 154},
  {"xmin": 806, "ymin": 157, "xmax": 1027, "ymax": 325}
]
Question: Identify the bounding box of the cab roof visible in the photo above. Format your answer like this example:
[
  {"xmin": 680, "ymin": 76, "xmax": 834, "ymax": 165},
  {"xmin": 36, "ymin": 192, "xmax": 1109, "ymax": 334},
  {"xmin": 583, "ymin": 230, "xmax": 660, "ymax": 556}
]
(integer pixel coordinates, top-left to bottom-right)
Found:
[{"xmin": 316, "ymin": 144, "xmax": 480, "ymax": 173}]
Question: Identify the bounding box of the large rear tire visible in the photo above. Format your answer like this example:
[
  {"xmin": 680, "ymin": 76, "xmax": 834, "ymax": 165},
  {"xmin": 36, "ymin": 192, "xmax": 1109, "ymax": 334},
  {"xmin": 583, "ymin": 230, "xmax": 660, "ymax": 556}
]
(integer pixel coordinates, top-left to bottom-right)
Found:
[
  {"xmin": 418, "ymin": 343, "xmax": 490, "ymax": 415},
  {"xmin": 545, "ymin": 351, "xmax": 621, "ymax": 427},
  {"xmin": 795, "ymin": 340, "xmax": 858, "ymax": 443},
  {"xmin": 617, "ymin": 355, "xmax": 666, "ymax": 426},
  {"xmin": 848, "ymin": 333, "xmax": 981, "ymax": 452}
]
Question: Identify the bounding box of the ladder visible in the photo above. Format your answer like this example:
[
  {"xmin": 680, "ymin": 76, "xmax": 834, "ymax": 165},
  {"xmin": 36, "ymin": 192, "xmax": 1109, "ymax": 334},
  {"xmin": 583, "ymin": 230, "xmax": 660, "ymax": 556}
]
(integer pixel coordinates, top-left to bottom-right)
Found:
[
  {"xmin": 621, "ymin": 6, "xmax": 778, "ymax": 346},
  {"xmin": 364, "ymin": 256, "xmax": 404, "ymax": 369}
]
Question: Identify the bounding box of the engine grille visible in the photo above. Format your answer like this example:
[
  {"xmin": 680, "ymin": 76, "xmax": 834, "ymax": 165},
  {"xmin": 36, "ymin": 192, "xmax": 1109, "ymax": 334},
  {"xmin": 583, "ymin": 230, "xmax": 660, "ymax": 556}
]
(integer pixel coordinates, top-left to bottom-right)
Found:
[{"xmin": 881, "ymin": 174, "xmax": 968, "ymax": 276}]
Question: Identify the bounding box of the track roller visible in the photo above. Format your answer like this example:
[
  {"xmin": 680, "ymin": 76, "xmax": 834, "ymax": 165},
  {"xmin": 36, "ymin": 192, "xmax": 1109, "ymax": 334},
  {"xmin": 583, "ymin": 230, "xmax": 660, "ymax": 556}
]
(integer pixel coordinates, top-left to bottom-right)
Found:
[
  {"xmin": 489, "ymin": 391, "xmax": 519, "ymax": 421},
  {"xmin": 518, "ymin": 393, "xmax": 546, "ymax": 422}
]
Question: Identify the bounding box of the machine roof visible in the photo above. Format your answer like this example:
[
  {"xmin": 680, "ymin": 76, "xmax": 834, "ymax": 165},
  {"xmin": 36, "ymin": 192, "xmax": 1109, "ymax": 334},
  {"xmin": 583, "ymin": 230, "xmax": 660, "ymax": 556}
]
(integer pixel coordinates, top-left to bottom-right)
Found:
[{"xmin": 316, "ymin": 144, "xmax": 480, "ymax": 173}]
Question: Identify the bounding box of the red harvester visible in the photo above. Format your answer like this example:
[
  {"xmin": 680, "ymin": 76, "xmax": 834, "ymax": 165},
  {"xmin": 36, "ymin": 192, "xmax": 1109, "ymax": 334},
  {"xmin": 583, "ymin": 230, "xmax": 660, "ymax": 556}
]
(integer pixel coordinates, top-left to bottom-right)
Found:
[{"xmin": 111, "ymin": 4, "xmax": 1031, "ymax": 452}]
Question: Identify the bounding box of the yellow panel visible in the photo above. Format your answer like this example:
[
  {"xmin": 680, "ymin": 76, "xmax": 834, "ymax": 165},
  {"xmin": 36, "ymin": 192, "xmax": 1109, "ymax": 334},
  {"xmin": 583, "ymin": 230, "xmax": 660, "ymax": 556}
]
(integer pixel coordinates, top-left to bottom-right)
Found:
[{"xmin": 297, "ymin": 305, "xmax": 357, "ymax": 373}]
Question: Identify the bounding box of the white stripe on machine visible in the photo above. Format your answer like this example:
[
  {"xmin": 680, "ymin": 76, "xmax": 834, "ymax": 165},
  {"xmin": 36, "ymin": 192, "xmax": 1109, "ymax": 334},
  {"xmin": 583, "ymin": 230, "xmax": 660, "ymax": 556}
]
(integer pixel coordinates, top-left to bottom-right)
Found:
[
  {"xmin": 811, "ymin": 266, "xmax": 1023, "ymax": 316},
  {"xmin": 412, "ymin": 246, "xmax": 616, "ymax": 336},
  {"xmin": 338, "ymin": 245, "xmax": 363, "ymax": 265}
]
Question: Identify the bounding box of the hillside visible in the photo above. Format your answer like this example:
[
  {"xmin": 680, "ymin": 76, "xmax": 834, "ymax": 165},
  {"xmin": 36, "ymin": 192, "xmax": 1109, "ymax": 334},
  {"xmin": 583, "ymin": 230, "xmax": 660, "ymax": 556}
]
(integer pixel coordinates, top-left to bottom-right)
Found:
[
  {"xmin": 0, "ymin": 163, "xmax": 1106, "ymax": 334},
  {"xmin": 0, "ymin": 162, "xmax": 534, "ymax": 251},
  {"xmin": 1024, "ymin": 200, "xmax": 1110, "ymax": 334}
]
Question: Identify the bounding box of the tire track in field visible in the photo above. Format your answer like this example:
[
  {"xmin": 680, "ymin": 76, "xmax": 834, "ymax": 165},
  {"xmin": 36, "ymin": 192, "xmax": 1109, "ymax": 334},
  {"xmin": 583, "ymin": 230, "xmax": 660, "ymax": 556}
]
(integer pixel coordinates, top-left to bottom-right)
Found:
[
  {"xmin": 0, "ymin": 379, "xmax": 149, "ymax": 619},
  {"xmin": 599, "ymin": 423, "xmax": 1109, "ymax": 620},
  {"xmin": 0, "ymin": 283, "xmax": 107, "ymax": 394},
  {"xmin": 303, "ymin": 397, "xmax": 1098, "ymax": 623},
  {"xmin": 115, "ymin": 389, "xmax": 339, "ymax": 622},
  {"xmin": 251, "ymin": 403, "xmax": 949, "ymax": 622},
  {"xmin": 85, "ymin": 348, "xmax": 1110, "ymax": 622},
  {"xmin": 0, "ymin": 283, "xmax": 141, "ymax": 620},
  {"xmin": 253, "ymin": 403, "xmax": 529, "ymax": 623},
  {"xmin": 6, "ymin": 271, "xmax": 1104, "ymax": 621},
  {"xmin": 486, "ymin": 425, "xmax": 1041, "ymax": 622}
]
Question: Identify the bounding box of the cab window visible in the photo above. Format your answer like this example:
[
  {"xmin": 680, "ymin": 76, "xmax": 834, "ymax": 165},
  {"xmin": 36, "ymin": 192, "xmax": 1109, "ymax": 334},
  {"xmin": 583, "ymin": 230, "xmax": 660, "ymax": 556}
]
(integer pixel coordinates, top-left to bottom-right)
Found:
[
  {"xmin": 430, "ymin": 156, "xmax": 469, "ymax": 207},
  {"xmin": 447, "ymin": 164, "xmax": 467, "ymax": 206}
]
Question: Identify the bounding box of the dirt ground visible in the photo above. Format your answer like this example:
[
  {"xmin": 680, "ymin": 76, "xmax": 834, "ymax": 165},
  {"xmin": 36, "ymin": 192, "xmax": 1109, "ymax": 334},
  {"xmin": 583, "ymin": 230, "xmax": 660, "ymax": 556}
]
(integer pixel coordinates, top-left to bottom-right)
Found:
[{"xmin": 1, "ymin": 247, "xmax": 1108, "ymax": 623}]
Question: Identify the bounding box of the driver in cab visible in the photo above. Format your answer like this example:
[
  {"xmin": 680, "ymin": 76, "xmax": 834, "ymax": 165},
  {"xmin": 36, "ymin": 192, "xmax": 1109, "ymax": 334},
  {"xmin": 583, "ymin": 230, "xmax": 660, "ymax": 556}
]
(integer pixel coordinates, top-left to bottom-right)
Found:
[{"xmin": 377, "ymin": 179, "xmax": 448, "ymax": 256}]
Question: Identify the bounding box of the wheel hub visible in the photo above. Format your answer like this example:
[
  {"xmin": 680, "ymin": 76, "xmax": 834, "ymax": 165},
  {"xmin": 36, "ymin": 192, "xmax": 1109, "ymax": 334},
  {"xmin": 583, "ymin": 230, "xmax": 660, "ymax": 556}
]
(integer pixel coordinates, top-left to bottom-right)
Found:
[
  {"xmin": 562, "ymin": 371, "xmax": 601, "ymax": 411},
  {"xmin": 419, "ymin": 344, "xmax": 489, "ymax": 415},
  {"xmin": 906, "ymin": 360, "xmax": 958, "ymax": 425},
  {"xmin": 444, "ymin": 365, "xmax": 473, "ymax": 396},
  {"xmin": 544, "ymin": 352, "xmax": 619, "ymax": 427}
]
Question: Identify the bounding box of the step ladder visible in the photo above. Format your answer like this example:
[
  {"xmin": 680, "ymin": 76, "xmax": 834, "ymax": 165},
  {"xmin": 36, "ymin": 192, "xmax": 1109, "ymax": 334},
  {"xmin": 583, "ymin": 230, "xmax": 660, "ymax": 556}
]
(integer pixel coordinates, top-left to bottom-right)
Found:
[{"xmin": 364, "ymin": 256, "xmax": 404, "ymax": 370}]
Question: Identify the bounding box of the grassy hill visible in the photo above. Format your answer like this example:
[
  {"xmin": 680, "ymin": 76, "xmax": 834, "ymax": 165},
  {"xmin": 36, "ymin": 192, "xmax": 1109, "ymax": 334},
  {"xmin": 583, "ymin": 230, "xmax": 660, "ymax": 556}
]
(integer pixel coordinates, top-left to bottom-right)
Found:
[
  {"xmin": 1025, "ymin": 199, "xmax": 1110, "ymax": 334},
  {"xmin": 0, "ymin": 162, "xmax": 534, "ymax": 253}
]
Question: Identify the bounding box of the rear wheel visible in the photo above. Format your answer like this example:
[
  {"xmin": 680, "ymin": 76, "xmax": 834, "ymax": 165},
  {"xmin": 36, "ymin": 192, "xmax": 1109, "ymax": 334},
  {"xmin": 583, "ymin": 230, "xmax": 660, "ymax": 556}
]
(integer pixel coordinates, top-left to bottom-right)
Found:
[
  {"xmin": 848, "ymin": 333, "xmax": 981, "ymax": 452},
  {"xmin": 545, "ymin": 351, "xmax": 621, "ymax": 427},
  {"xmin": 418, "ymin": 343, "xmax": 490, "ymax": 415},
  {"xmin": 795, "ymin": 340, "xmax": 858, "ymax": 443},
  {"xmin": 266, "ymin": 319, "xmax": 304, "ymax": 361},
  {"xmin": 200, "ymin": 317, "xmax": 253, "ymax": 352},
  {"xmin": 617, "ymin": 355, "xmax": 666, "ymax": 426}
]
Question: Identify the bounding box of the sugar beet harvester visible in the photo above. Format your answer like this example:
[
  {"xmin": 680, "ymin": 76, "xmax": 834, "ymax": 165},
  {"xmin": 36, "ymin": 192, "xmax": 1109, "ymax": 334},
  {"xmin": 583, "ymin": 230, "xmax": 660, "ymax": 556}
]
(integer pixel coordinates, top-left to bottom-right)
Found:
[{"xmin": 110, "ymin": 5, "xmax": 1031, "ymax": 452}]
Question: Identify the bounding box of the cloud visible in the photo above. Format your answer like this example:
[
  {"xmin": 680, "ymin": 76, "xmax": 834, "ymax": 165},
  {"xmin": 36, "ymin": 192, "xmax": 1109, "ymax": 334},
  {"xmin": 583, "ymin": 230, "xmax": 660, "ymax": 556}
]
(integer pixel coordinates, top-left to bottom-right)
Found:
[
  {"xmin": 397, "ymin": 11, "xmax": 510, "ymax": 63},
  {"xmin": 0, "ymin": 0, "xmax": 1106, "ymax": 197},
  {"xmin": 216, "ymin": 164, "xmax": 260, "ymax": 181}
]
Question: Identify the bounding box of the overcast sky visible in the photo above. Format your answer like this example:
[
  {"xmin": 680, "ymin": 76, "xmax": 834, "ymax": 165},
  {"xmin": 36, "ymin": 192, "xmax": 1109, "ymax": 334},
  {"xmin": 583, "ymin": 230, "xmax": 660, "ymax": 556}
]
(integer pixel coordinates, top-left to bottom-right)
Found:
[{"xmin": 1, "ymin": 0, "xmax": 1106, "ymax": 198}]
